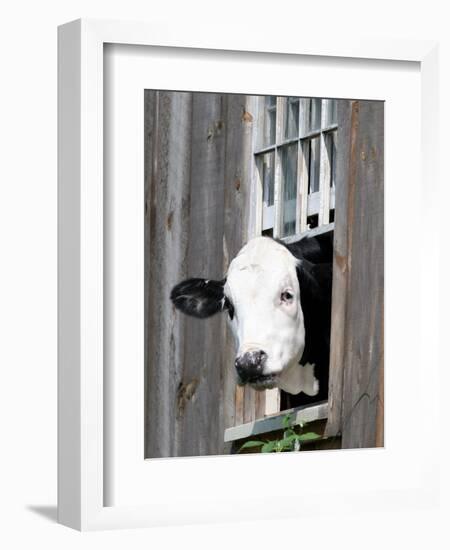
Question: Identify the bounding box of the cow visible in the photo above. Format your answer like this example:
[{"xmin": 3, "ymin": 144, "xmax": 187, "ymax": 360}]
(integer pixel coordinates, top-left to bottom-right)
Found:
[{"xmin": 170, "ymin": 234, "xmax": 332, "ymax": 405}]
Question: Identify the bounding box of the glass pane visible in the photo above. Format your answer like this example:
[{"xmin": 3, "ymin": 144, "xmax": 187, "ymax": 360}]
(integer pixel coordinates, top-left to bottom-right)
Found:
[
  {"xmin": 299, "ymin": 98, "xmax": 309, "ymax": 136},
  {"xmin": 327, "ymin": 99, "xmax": 337, "ymax": 125},
  {"xmin": 329, "ymin": 131, "xmax": 337, "ymax": 187},
  {"xmin": 281, "ymin": 143, "xmax": 298, "ymax": 237},
  {"xmin": 263, "ymin": 95, "xmax": 277, "ymax": 147},
  {"xmin": 257, "ymin": 152, "xmax": 275, "ymax": 207},
  {"xmin": 308, "ymin": 137, "xmax": 321, "ymax": 193},
  {"xmin": 284, "ymin": 97, "xmax": 299, "ymax": 139},
  {"xmin": 309, "ymin": 98, "xmax": 322, "ymax": 132}
]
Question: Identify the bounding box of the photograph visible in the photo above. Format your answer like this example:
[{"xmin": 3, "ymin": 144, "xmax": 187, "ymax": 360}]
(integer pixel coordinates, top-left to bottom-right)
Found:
[{"xmin": 144, "ymin": 91, "xmax": 384, "ymax": 458}]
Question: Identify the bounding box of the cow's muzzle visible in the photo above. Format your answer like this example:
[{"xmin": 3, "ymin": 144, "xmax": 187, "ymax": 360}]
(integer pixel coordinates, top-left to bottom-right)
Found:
[{"xmin": 235, "ymin": 350, "xmax": 268, "ymax": 384}]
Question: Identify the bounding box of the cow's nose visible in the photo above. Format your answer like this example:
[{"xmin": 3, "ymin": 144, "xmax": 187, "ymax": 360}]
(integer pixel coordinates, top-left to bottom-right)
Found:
[{"xmin": 235, "ymin": 350, "xmax": 267, "ymax": 383}]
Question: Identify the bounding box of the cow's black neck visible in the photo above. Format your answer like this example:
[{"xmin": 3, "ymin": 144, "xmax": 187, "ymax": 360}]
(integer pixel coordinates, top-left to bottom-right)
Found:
[{"xmin": 276, "ymin": 234, "xmax": 333, "ymax": 408}]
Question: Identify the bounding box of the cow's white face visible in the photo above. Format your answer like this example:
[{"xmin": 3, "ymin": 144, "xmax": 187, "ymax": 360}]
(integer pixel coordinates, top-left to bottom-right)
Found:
[
  {"xmin": 170, "ymin": 236, "xmax": 318, "ymax": 395},
  {"xmin": 223, "ymin": 237, "xmax": 305, "ymax": 391}
]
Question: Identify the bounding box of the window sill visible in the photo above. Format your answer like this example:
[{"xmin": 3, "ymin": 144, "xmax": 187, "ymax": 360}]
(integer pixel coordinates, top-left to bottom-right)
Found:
[
  {"xmin": 281, "ymin": 222, "xmax": 334, "ymax": 244},
  {"xmin": 224, "ymin": 400, "xmax": 328, "ymax": 443}
]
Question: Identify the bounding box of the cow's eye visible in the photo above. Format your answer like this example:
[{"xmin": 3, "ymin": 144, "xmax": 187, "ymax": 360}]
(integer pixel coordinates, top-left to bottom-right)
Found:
[{"xmin": 281, "ymin": 290, "xmax": 294, "ymax": 302}]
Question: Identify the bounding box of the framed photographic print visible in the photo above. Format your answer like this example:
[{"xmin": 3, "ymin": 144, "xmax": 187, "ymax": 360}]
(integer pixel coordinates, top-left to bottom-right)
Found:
[{"xmin": 58, "ymin": 18, "xmax": 440, "ymax": 530}]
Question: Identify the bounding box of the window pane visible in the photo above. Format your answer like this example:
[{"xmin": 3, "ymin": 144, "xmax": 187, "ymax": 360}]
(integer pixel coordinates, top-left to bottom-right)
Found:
[
  {"xmin": 299, "ymin": 98, "xmax": 309, "ymax": 136},
  {"xmin": 327, "ymin": 99, "xmax": 337, "ymax": 126},
  {"xmin": 309, "ymin": 98, "xmax": 322, "ymax": 132},
  {"xmin": 308, "ymin": 137, "xmax": 321, "ymax": 193},
  {"xmin": 263, "ymin": 95, "xmax": 277, "ymax": 147},
  {"xmin": 284, "ymin": 97, "xmax": 299, "ymax": 139},
  {"xmin": 281, "ymin": 143, "xmax": 298, "ymax": 237},
  {"xmin": 329, "ymin": 131, "xmax": 337, "ymax": 187},
  {"xmin": 257, "ymin": 151, "xmax": 275, "ymax": 207}
]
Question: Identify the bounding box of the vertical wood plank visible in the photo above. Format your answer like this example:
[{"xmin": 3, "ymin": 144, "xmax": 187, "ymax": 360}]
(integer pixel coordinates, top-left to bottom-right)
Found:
[
  {"xmin": 143, "ymin": 90, "xmax": 155, "ymax": 457},
  {"xmin": 325, "ymin": 100, "xmax": 384, "ymax": 448},
  {"xmin": 273, "ymin": 97, "xmax": 285, "ymax": 238},
  {"xmin": 298, "ymin": 140, "xmax": 310, "ymax": 233},
  {"xmin": 145, "ymin": 91, "xmax": 194, "ymax": 458},
  {"xmin": 263, "ymin": 97, "xmax": 285, "ymax": 413},
  {"xmin": 340, "ymin": 100, "xmax": 384, "ymax": 449},
  {"xmin": 234, "ymin": 385, "xmax": 244, "ymax": 426},
  {"xmin": 248, "ymin": 96, "xmax": 263, "ymax": 238},
  {"xmin": 376, "ymin": 308, "xmax": 384, "ymax": 447},
  {"xmin": 222, "ymin": 94, "xmax": 256, "ymax": 428},
  {"xmin": 318, "ymin": 101, "xmax": 331, "ymax": 226},
  {"xmin": 175, "ymin": 93, "xmax": 228, "ymax": 456},
  {"xmin": 325, "ymin": 99, "xmax": 353, "ymax": 437}
]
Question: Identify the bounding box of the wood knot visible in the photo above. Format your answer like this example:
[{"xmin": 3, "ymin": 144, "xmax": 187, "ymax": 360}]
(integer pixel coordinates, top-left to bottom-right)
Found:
[
  {"xmin": 176, "ymin": 378, "xmax": 199, "ymax": 417},
  {"xmin": 241, "ymin": 109, "xmax": 253, "ymax": 123},
  {"xmin": 207, "ymin": 120, "xmax": 224, "ymax": 141},
  {"xmin": 166, "ymin": 210, "xmax": 174, "ymax": 231},
  {"xmin": 335, "ymin": 254, "xmax": 347, "ymax": 273}
]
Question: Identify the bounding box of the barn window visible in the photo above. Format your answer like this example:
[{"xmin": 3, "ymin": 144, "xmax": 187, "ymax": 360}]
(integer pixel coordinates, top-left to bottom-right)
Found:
[
  {"xmin": 246, "ymin": 96, "xmax": 338, "ymax": 420},
  {"xmin": 253, "ymin": 96, "xmax": 337, "ymax": 240}
]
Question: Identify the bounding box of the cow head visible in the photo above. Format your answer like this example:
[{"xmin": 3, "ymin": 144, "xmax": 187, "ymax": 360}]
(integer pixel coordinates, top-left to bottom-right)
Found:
[{"xmin": 171, "ymin": 237, "xmax": 311, "ymax": 394}]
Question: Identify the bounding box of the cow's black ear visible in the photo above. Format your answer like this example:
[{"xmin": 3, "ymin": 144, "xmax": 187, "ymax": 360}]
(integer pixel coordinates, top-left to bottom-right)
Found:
[
  {"xmin": 285, "ymin": 234, "xmax": 333, "ymax": 264},
  {"xmin": 170, "ymin": 278, "xmax": 227, "ymax": 319}
]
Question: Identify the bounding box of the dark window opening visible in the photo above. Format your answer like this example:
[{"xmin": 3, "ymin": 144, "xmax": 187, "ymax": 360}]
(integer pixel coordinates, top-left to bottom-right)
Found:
[
  {"xmin": 307, "ymin": 137, "xmax": 321, "ymax": 194},
  {"xmin": 257, "ymin": 151, "xmax": 275, "ymax": 207},
  {"xmin": 307, "ymin": 214, "xmax": 319, "ymax": 229},
  {"xmin": 280, "ymin": 229, "xmax": 333, "ymax": 410}
]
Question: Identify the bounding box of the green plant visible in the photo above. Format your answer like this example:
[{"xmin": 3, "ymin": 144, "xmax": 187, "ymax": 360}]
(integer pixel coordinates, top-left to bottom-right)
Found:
[{"xmin": 237, "ymin": 413, "xmax": 320, "ymax": 453}]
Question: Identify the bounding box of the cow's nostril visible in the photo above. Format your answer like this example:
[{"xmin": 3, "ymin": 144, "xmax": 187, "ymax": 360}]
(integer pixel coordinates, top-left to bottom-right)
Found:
[
  {"xmin": 256, "ymin": 350, "xmax": 267, "ymax": 363},
  {"xmin": 235, "ymin": 350, "xmax": 267, "ymax": 384},
  {"xmin": 235, "ymin": 358, "xmax": 249, "ymax": 383}
]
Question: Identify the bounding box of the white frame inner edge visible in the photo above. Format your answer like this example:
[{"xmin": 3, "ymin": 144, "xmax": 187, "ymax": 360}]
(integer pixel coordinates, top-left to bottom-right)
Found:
[{"xmin": 58, "ymin": 18, "xmax": 440, "ymax": 531}]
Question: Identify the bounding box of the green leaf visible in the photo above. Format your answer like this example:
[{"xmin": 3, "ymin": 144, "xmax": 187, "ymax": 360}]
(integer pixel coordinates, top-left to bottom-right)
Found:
[
  {"xmin": 238, "ymin": 440, "xmax": 266, "ymax": 452},
  {"xmin": 282, "ymin": 414, "xmax": 292, "ymax": 429},
  {"xmin": 298, "ymin": 432, "xmax": 321, "ymax": 441},
  {"xmin": 283, "ymin": 429, "xmax": 295, "ymax": 439},
  {"xmin": 280, "ymin": 434, "xmax": 300, "ymax": 445},
  {"xmin": 278, "ymin": 438, "xmax": 296, "ymax": 451},
  {"xmin": 261, "ymin": 440, "xmax": 277, "ymax": 453}
]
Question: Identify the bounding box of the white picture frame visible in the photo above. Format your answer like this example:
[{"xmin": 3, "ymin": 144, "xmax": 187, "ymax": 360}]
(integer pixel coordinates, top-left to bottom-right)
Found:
[{"xmin": 58, "ymin": 18, "xmax": 440, "ymax": 531}]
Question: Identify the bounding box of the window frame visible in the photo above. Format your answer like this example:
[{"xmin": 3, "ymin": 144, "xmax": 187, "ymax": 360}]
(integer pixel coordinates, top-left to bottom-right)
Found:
[
  {"xmin": 252, "ymin": 96, "xmax": 337, "ymax": 240},
  {"xmin": 249, "ymin": 95, "xmax": 338, "ymax": 416}
]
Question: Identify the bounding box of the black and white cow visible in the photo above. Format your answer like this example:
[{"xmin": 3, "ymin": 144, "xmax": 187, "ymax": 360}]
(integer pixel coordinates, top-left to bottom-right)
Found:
[{"xmin": 170, "ymin": 234, "xmax": 332, "ymax": 404}]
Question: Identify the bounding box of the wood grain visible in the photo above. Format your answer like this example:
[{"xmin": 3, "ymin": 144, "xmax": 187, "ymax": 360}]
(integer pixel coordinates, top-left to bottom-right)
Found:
[
  {"xmin": 145, "ymin": 91, "xmax": 253, "ymax": 457},
  {"xmin": 145, "ymin": 91, "xmax": 194, "ymax": 458},
  {"xmin": 325, "ymin": 100, "xmax": 384, "ymax": 448}
]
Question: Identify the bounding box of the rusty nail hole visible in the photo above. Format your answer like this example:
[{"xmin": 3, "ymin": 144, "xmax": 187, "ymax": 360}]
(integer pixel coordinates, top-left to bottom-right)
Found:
[{"xmin": 166, "ymin": 210, "xmax": 174, "ymax": 231}]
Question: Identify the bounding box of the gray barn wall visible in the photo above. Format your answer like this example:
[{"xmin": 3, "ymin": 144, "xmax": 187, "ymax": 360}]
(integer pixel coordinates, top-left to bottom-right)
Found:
[
  {"xmin": 144, "ymin": 92, "xmax": 385, "ymax": 457},
  {"xmin": 144, "ymin": 90, "xmax": 255, "ymax": 458}
]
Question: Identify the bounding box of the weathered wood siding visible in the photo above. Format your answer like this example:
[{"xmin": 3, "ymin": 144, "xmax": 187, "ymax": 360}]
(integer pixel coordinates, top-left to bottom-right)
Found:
[
  {"xmin": 144, "ymin": 91, "xmax": 256, "ymax": 458},
  {"xmin": 145, "ymin": 92, "xmax": 384, "ymax": 457},
  {"xmin": 326, "ymin": 100, "xmax": 384, "ymax": 448}
]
